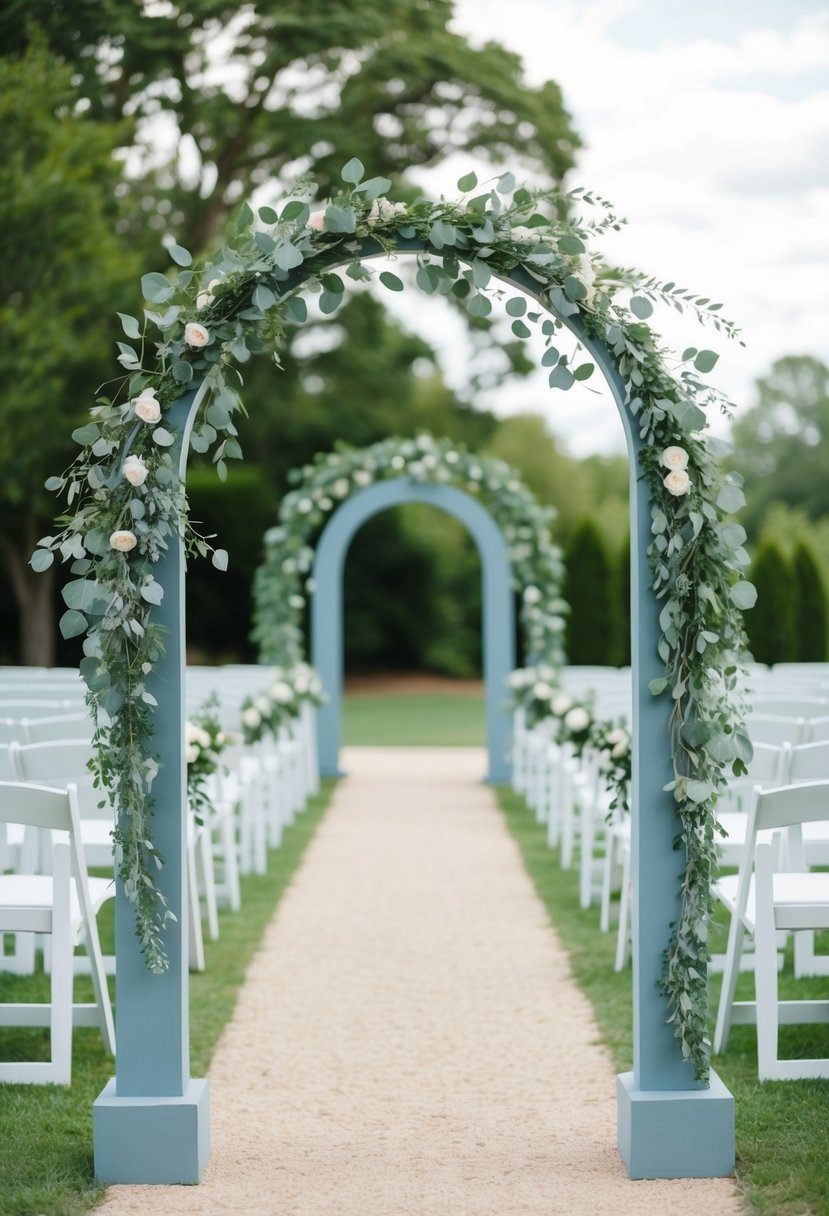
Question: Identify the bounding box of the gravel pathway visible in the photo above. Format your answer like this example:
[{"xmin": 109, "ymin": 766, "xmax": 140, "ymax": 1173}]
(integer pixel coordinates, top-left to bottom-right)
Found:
[{"xmin": 102, "ymin": 747, "xmax": 744, "ymax": 1215}]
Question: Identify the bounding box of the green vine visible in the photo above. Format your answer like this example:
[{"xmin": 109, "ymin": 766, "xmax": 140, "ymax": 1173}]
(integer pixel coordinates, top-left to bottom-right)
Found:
[{"xmin": 34, "ymin": 158, "xmax": 754, "ymax": 1078}]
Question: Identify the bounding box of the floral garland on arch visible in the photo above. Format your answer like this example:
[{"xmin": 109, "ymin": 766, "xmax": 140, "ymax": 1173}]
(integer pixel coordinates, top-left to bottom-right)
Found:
[
  {"xmin": 251, "ymin": 433, "xmax": 568, "ymax": 671},
  {"xmin": 32, "ymin": 157, "xmax": 755, "ymax": 1079}
]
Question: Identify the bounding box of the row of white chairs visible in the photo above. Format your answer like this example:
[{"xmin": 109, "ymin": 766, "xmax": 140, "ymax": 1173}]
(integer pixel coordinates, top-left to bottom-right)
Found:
[
  {"xmin": 511, "ymin": 665, "xmax": 829, "ymax": 1080},
  {"xmin": 0, "ymin": 668, "xmax": 320, "ymax": 1084}
]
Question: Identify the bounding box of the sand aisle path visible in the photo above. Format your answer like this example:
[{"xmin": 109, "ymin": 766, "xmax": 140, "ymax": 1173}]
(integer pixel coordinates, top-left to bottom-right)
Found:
[{"xmin": 102, "ymin": 747, "xmax": 744, "ymax": 1216}]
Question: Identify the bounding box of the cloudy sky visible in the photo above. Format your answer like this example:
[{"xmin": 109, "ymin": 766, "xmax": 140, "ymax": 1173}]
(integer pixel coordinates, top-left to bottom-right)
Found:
[{"xmin": 385, "ymin": 0, "xmax": 829, "ymax": 456}]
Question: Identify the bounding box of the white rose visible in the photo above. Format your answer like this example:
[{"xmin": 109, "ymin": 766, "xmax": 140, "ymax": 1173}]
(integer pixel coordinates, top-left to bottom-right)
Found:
[
  {"xmin": 133, "ymin": 389, "xmax": 161, "ymax": 425},
  {"xmin": 367, "ymin": 197, "xmax": 407, "ymax": 226},
  {"xmin": 597, "ymin": 749, "xmax": 612, "ymax": 773},
  {"xmin": 532, "ymin": 681, "xmax": 552, "ymax": 699},
  {"xmin": 509, "ymin": 670, "xmax": 528, "ymax": 689},
  {"xmin": 184, "ymin": 322, "xmax": 210, "ymax": 348},
  {"xmin": 565, "ymin": 707, "xmax": 590, "ymax": 732},
  {"xmin": 297, "ymin": 498, "xmax": 314, "ymax": 514},
  {"xmin": 611, "ymin": 737, "xmax": 630, "ymax": 759},
  {"xmin": 577, "ymin": 259, "xmax": 597, "ymax": 305},
  {"xmin": 186, "ymin": 743, "xmax": 199, "ymax": 764},
  {"xmin": 241, "ymin": 706, "xmax": 261, "ymax": 729},
  {"xmin": 662, "ymin": 446, "xmax": 689, "ymax": 471},
  {"xmin": 122, "ymin": 454, "xmax": 148, "ymax": 486},
  {"xmin": 664, "ymin": 469, "xmax": 691, "ymax": 497},
  {"xmin": 307, "ymin": 210, "xmax": 326, "ymax": 231},
  {"xmin": 551, "ymin": 694, "xmax": 573, "ymax": 716},
  {"xmin": 254, "ymin": 696, "xmax": 271, "ymax": 714},
  {"xmin": 196, "ymin": 727, "xmax": 211, "ymax": 749},
  {"xmin": 445, "ymin": 451, "xmax": 459, "ymax": 464},
  {"xmin": 270, "ymin": 681, "xmax": 294, "ymax": 704},
  {"xmin": 185, "ymin": 721, "xmax": 201, "ymax": 744},
  {"xmin": 282, "ymin": 559, "xmax": 297, "ymax": 574},
  {"xmin": 606, "ymin": 727, "xmax": 628, "ymax": 746},
  {"xmin": 110, "ymin": 529, "xmax": 138, "ymax": 553},
  {"xmin": 523, "ymin": 586, "xmax": 542, "ymax": 605},
  {"xmin": 353, "ymin": 470, "xmax": 372, "ymax": 487},
  {"xmin": 391, "ymin": 455, "xmax": 405, "ymax": 470},
  {"xmin": 332, "ymin": 479, "xmax": 350, "ymax": 498},
  {"xmin": 318, "ymin": 496, "xmax": 333, "ymax": 511}
]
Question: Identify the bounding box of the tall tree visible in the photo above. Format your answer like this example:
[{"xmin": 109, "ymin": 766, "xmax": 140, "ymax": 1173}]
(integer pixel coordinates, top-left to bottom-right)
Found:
[
  {"xmin": 745, "ymin": 539, "xmax": 796, "ymax": 666},
  {"xmin": 1, "ymin": 4, "xmax": 581, "ymax": 663},
  {"xmin": 0, "ymin": 42, "xmax": 140, "ymax": 663},
  {"xmin": 731, "ymin": 356, "xmax": 829, "ymax": 536},
  {"xmin": 564, "ymin": 519, "xmax": 615, "ymax": 665},
  {"xmin": 793, "ymin": 540, "xmax": 828, "ymax": 662}
]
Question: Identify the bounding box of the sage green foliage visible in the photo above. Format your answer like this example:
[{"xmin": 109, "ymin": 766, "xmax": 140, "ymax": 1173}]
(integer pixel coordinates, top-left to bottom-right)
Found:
[
  {"xmin": 564, "ymin": 519, "xmax": 616, "ymax": 664},
  {"xmin": 793, "ymin": 540, "xmax": 828, "ymax": 662},
  {"xmin": 498, "ymin": 784, "xmax": 829, "ymax": 1216},
  {"xmin": 36, "ymin": 162, "xmax": 753, "ymax": 1075},
  {"xmin": 0, "ymin": 779, "xmax": 335, "ymax": 1216},
  {"xmin": 745, "ymin": 539, "xmax": 797, "ymax": 665},
  {"xmin": 251, "ymin": 432, "xmax": 568, "ymax": 674}
]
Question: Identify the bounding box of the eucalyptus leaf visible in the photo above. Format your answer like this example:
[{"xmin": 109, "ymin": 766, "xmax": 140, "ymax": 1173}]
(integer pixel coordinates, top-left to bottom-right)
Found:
[
  {"xmin": 630, "ymin": 295, "xmax": 654, "ymax": 319},
  {"xmin": 457, "ymin": 171, "xmax": 478, "ymax": 192},
  {"xmin": 30, "ymin": 548, "xmax": 54, "ymax": 572},
  {"xmin": 324, "ymin": 204, "xmax": 357, "ymax": 233},
  {"xmin": 168, "ymin": 243, "xmax": 192, "ymax": 267},
  {"xmin": 341, "ymin": 157, "xmax": 364, "ymax": 185},
  {"xmin": 117, "ymin": 312, "xmax": 142, "ymax": 340},
  {"xmin": 729, "ymin": 580, "xmax": 757, "ymax": 610},
  {"xmin": 152, "ymin": 427, "xmax": 176, "ymax": 447},
  {"xmin": 59, "ymin": 609, "xmax": 88, "ymax": 639},
  {"xmin": 379, "ymin": 271, "xmax": 404, "ymax": 292},
  {"xmin": 141, "ymin": 272, "xmax": 174, "ymax": 304},
  {"xmin": 211, "ymin": 548, "xmax": 229, "ymax": 572}
]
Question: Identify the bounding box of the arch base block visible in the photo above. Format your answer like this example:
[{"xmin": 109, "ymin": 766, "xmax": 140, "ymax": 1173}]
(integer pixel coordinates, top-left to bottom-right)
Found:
[
  {"xmin": 93, "ymin": 1078, "xmax": 210, "ymax": 1184},
  {"xmin": 616, "ymin": 1070, "xmax": 734, "ymax": 1179}
]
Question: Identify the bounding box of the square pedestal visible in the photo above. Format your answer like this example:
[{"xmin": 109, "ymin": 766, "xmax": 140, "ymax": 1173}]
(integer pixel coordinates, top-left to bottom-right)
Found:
[
  {"xmin": 94, "ymin": 1077, "xmax": 210, "ymax": 1184},
  {"xmin": 617, "ymin": 1070, "xmax": 734, "ymax": 1179}
]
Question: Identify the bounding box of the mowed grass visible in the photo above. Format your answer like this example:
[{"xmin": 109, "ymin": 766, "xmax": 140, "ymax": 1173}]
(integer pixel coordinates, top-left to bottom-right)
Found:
[
  {"xmin": 0, "ymin": 779, "xmax": 335, "ymax": 1216},
  {"xmin": 496, "ymin": 785, "xmax": 829, "ymax": 1216},
  {"xmin": 342, "ymin": 688, "xmax": 485, "ymax": 747}
]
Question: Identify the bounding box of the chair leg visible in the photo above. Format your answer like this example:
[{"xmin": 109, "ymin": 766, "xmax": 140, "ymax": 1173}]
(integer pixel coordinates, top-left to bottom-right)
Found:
[
  {"xmin": 614, "ymin": 844, "xmax": 632, "ymax": 972},
  {"xmin": 197, "ymin": 826, "xmax": 219, "ymax": 942},
  {"xmin": 187, "ymin": 830, "xmax": 205, "ymax": 972},
  {"xmin": 754, "ymin": 844, "xmax": 780, "ymax": 1080},
  {"xmin": 713, "ymin": 908, "xmax": 748, "ymax": 1054},
  {"xmin": 51, "ymin": 843, "xmax": 74, "ymax": 1084}
]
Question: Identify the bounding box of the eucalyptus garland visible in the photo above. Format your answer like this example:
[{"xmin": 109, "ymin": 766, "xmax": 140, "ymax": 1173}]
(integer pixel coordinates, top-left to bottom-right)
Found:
[
  {"xmin": 252, "ymin": 434, "xmax": 567, "ymax": 670},
  {"xmin": 33, "ymin": 158, "xmax": 754, "ymax": 1078}
]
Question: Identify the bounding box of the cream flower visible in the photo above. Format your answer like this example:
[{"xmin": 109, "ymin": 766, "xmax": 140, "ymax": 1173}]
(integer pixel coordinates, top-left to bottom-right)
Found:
[
  {"xmin": 254, "ymin": 696, "xmax": 271, "ymax": 715},
  {"xmin": 186, "ymin": 743, "xmax": 199, "ymax": 764},
  {"xmin": 523, "ymin": 586, "xmax": 542, "ymax": 605},
  {"xmin": 576, "ymin": 259, "xmax": 597, "ymax": 305},
  {"xmin": 606, "ymin": 727, "xmax": 628, "ymax": 747},
  {"xmin": 532, "ymin": 680, "xmax": 552, "ymax": 700},
  {"xmin": 122, "ymin": 454, "xmax": 148, "ymax": 486},
  {"xmin": 611, "ymin": 737, "xmax": 630, "ymax": 759},
  {"xmin": 353, "ymin": 470, "xmax": 372, "ymax": 487},
  {"xmin": 241, "ymin": 706, "xmax": 261, "ymax": 729},
  {"xmin": 564, "ymin": 706, "xmax": 590, "ymax": 732},
  {"xmin": 662, "ymin": 446, "xmax": 689, "ymax": 471},
  {"xmin": 307, "ymin": 210, "xmax": 326, "ymax": 231},
  {"xmin": 110, "ymin": 529, "xmax": 138, "ymax": 553},
  {"xmin": 184, "ymin": 322, "xmax": 210, "ymax": 348},
  {"xmin": 551, "ymin": 693, "xmax": 573, "ymax": 716},
  {"xmin": 271, "ymin": 681, "xmax": 294, "ymax": 704},
  {"xmin": 133, "ymin": 389, "xmax": 161, "ymax": 425},
  {"xmin": 664, "ymin": 469, "xmax": 691, "ymax": 497},
  {"xmin": 367, "ymin": 197, "xmax": 407, "ymax": 226}
]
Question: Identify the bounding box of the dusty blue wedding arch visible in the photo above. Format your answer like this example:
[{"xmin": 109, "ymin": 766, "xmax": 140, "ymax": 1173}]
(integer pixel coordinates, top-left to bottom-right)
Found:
[
  {"xmin": 311, "ymin": 478, "xmax": 515, "ymax": 784},
  {"xmin": 92, "ymin": 237, "xmax": 735, "ymax": 1186}
]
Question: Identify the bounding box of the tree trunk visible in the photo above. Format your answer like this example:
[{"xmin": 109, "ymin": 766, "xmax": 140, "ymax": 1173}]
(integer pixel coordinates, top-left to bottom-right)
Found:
[{"xmin": 0, "ymin": 506, "xmax": 57, "ymax": 667}]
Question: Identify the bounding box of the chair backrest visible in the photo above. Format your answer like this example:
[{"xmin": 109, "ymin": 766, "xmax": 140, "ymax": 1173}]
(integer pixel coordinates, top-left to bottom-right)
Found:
[
  {"xmin": 21, "ymin": 713, "xmax": 93, "ymax": 744},
  {"xmin": 0, "ymin": 718, "xmax": 19, "ymax": 744},
  {"xmin": 787, "ymin": 741, "xmax": 829, "ymax": 784},
  {"xmin": 0, "ymin": 699, "xmax": 82, "ymax": 718},
  {"xmin": 10, "ymin": 740, "xmax": 106, "ymax": 819},
  {"xmin": 748, "ymin": 714, "xmax": 806, "ymax": 748},
  {"xmin": 0, "ymin": 742, "xmax": 15, "ymax": 781},
  {"xmin": 0, "ymin": 779, "xmax": 75, "ymax": 834},
  {"xmin": 753, "ymin": 780, "xmax": 829, "ymax": 833},
  {"xmin": 718, "ymin": 742, "xmax": 786, "ymax": 814},
  {"xmin": 751, "ymin": 696, "xmax": 829, "ymax": 719}
]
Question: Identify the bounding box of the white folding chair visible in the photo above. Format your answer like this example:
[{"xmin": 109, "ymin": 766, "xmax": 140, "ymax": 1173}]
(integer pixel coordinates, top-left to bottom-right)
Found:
[
  {"xmin": 751, "ymin": 696, "xmax": 829, "ymax": 719},
  {"xmin": 809, "ymin": 716, "xmax": 829, "ymax": 743},
  {"xmin": 21, "ymin": 713, "xmax": 93, "ymax": 745},
  {"xmin": 784, "ymin": 742, "xmax": 829, "ymax": 977},
  {"xmin": 0, "ymin": 781, "xmax": 115, "ymax": 1084},
  {"xmin": 713, "ymin": 780, "xmax": 829, "ymax": 1080},
  {"xmin": 748, "ymin": 715, "xmax": 807, "ymax": 748}
]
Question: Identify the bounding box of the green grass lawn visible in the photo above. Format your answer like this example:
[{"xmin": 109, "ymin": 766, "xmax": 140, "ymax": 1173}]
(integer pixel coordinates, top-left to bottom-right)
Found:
[
  {"xmin": 342, "ymin": 689, "xmax": 485, "ymax": 747},
  {"xmin": 497, "ymin": 786, "xmax": 829, "ymax": 1216},
  {"xmin": 0, "ymin": 780, "xmax": 335, "ymax": 1216}
]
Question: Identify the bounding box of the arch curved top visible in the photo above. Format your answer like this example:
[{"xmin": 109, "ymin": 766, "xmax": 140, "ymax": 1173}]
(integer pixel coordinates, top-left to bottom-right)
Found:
[{"xmin": 310, "ymin": 477, "xmax": 516, "ymax": 785}]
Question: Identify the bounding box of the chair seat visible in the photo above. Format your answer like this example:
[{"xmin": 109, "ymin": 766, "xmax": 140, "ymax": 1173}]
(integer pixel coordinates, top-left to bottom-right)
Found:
[
  {"xmin": 714, "ymin": 871, "xmax": 829, "ymax": 930},
  {"xmin": 0, "ymin": 873, "xmax": 113, "ymax": 936}
]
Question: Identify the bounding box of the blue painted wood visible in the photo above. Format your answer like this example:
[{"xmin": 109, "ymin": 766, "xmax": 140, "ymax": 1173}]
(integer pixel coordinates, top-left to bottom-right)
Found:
[
  {"xmin": 617, "ymin": 1070, "xmax": 734, "ymax": 1178},
  {"xmin": 93, "ymin": 386, "xmax": 210, "ymax": 1181},
  {"xmin": 92, "ymin": 233, "xmax": 733, "ymax": 1185},
  {"xmin": 311, "ymin": 479, "xmax": 515, "ymax": 784}
]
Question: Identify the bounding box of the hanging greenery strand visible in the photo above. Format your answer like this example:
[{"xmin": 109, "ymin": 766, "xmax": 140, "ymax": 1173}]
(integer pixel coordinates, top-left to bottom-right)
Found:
[{"xmin": 33, "ymin": 159, "xmax": 754, "ymax": 1080}]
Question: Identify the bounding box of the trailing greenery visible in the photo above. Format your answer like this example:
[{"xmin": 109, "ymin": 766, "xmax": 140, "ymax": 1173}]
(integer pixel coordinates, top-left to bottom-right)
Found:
[
  {"xmin": 33, "ymin": 159, "xmax": 754, "ymax": 1078},
  {"xmin": 251, "ymin": 432, "xmax": 567, "ymax": 671},
  {"xmin": 0, "ymin": 780, "xmax": 335, "ymax": 1216}
]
